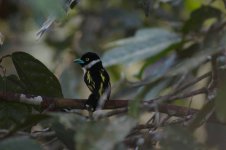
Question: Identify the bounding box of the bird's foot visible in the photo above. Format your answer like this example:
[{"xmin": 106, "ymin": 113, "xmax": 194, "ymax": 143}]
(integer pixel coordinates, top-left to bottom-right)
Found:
[{"xmin": 84, "ymin": 104, "xmax": 95, "ymax": 112}]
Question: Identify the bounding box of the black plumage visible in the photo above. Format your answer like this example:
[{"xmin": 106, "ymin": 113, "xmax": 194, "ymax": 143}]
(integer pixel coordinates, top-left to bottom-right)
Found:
[{"xmin": 74, "ymin": 52, "xmax": 111, "ymax": 111}]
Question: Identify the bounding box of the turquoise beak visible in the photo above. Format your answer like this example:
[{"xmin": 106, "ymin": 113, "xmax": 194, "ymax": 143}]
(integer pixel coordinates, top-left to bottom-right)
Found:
[{"xmin": 74, "ymin": 59, "xmax": 85, "ymax": 64}]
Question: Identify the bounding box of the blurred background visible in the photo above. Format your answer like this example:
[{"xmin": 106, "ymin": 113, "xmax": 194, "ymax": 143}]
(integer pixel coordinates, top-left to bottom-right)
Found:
[
  {"xmin": 1, "ymin": 0, "xmax": 225, "ymax": 99},
  {"xmin": 1, "ymin": 0, "xmax": 226, "ymax": 149}
]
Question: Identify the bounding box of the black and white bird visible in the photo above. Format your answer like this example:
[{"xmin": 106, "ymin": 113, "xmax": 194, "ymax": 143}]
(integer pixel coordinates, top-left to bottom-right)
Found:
[{"xmin": 74, "ymin": 52, "xmax": 111, "ymax": 111}]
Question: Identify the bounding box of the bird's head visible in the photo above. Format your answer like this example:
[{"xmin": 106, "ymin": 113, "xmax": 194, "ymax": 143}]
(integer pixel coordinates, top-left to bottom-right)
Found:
[{"xmin": 74, "ymin": 52, "xmax": 101, "ymax": 69}]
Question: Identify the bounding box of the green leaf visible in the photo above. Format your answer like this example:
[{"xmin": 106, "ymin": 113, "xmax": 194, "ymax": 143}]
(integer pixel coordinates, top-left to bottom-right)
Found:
[
  {"xmin": 51, "ymin": 114, "xmax": 136, "ymax": 150},
  {"xmin": 215, "ymin": 69, "xmax": 226, "ymax": 122},
  {"xmin": 160, "ymin": 126, "xmax": 206, "ymax": 150},
  {"xmin": 27, "ymin": 0, "xmax": 67, "ymax": 38},
  {"xmin": 0, "ymin": 75, "xmax": 31, "ymax": 128},
  {"xmin": 0, "ymin": 75, "xmax": 26, "ymax": 93},
  {"xmin": 0, "ymin": 137, "xmax": 42, "ymax": 150},
  {"xmin": 184, "ymin": 0, "xmax": 203, "ymax": 13},
  {"xmin": 143, "ymin": 78, "xmax": 172, "ymax": 101},
  {"xmin": 52, "ymin": 122, "xmax": 76, "ymax": 150},
  {"xmin": 12, "ymin": 52, "xmax": 63, "ymax": 97},
  {"xmin": 27, "ymin": 0, "xmax": 66, "ymax": 20},
  {"xmin": 76, "ymin": 116, "xmax": 136, "ymax": 150},
  {"xmin": 0, "ymin": 102, "xmax": 31, "ymax": 129},
  {"xmin": 6, "ymin": 114, "xmax": 50, "ymax": 138},
  {"xmin": 141, "ymin": 54, "xmax": 176, "ymax": 81},
  {"xmin": 51, "ymin": 113, "xmax": 78, "ymax": 150},
  {"xmin": 137, "ymin": 42, "xmax": 180, "ymax": 79},
  {"xmin": 102, "ymin": 28, "xmax": 181, "ymax": 67},
  {"xmin": 182, "ymin": 5, "xmax": 221, "ymax": 34},
  {"xmin": 168, "ymin": 27, "xmax": 226, "ymax": 76}
]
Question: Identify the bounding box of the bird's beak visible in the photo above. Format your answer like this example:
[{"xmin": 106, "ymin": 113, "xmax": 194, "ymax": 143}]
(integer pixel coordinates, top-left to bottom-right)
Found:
[{"xmin": 73, "ymin": 59, "xmax": 85, "ymax": 64}]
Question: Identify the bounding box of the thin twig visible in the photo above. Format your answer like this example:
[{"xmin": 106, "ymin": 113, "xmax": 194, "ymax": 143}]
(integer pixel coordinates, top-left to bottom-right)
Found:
[
  {"xmin": 172, "ymin": 72, "xmax": 211, "ymax": 95},
  {"xmin": 147, "ymin": 87, "xmax": 208, "ymax": 103}
]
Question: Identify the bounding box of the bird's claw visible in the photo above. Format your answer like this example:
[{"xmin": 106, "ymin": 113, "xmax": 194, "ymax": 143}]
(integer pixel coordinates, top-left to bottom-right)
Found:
[{"xmin": 85, "ymin": 104, "xmax": 95, "ymax": 112}]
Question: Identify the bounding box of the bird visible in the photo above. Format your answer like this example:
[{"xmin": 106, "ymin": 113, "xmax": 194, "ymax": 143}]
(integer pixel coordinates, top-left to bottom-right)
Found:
[{"xmin": 74, "ymin": 52, "xmax": 111, "ymax": 111}]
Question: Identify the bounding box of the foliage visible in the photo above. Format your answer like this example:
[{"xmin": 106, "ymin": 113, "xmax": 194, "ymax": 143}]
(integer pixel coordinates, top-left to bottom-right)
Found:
[
  {"xmin": 12, "ymin": 52, "xmax": 63, "ymax": 97},
  {"xmin": 1, "ymin": 0, "xmax": 226, "ymax": 150},
  {"xmin": 0, "ymin": 137, "xmax": 42, "ymax": 150}
]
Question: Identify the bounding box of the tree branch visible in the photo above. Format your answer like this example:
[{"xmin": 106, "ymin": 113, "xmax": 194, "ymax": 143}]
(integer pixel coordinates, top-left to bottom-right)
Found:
[
  {"xmin": 0, "ymin": 87, "xmax": 222, "ymax": 124},
  {"xmin": 0, "ymin": 87, "xmax": 207, "ymax": 110}
]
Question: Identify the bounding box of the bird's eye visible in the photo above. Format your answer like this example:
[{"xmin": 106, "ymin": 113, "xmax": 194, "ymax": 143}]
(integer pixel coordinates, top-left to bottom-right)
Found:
[{"xmin": 86, "ymin": 58, "xmax": 89, "ymax": 61}]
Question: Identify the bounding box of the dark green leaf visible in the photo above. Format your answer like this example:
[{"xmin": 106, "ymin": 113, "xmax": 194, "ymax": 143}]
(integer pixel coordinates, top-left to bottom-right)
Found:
[
  {"xmin": 0, "ymin": 75, "xmax": 26, "ymax": 93},
  {"xmin": 0, "ymin": 137, "xmax": 42, "ymax": 150},
  {"xmin": 12, "ymin": 52, "xmax": 63, "ymax": 97},
  {"xmin": 51, "ymin": 113, "xmax": 78, "ymax": 150},
  {"xmin": 0, "ymin": 75, "xmax": 31, "ymax": 128},
  {"xmin": 102, "ymin": 28, "xmax": 181, "ymax": 67},
  {"xmin": 182, "ymin": 6, "xmax": 221, "ymax": 34},
  {"xmin": 0, "ymin": 102, "xmax": 31, "ymax": 129},
  {"xmin": 3, "ymin": 114, "xmax": 49, "ymax": 138},
  {"xmin": 52, "ymin": 122, "xmax": 76, "ymax": 150}
]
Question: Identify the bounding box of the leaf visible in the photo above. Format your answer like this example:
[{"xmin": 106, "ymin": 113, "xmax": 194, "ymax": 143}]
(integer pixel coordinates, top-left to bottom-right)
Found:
[
  {"xmin": 215, "ymin": 69, "xmax": 226, "ymax": 122},
  {"xmin": 0, "ymin": 102, "xmax": 31, "ymax": 129},
  {"xmin": 51, "ymin": 114, "xmax": 136, "ymax": 150},
  {"xmin": 51, "ymin": 113, "xmax": 79, "ymax": 150},
  {"xmin": 6, "ymin": 114, "xmax": 50, "ymax": 137},
  {"xmin": 167, "ymin": 52, "xmax": 206, "ymax": 76},
  {"xmin": 52, "ymin": 122, "xmax": 76, "ymax": 150},
  {"xmin": 27, "ymin": 0, "xmax": 66, "ymax": 38},
  {"xmin": 75, "ymin": 116, "xmax": 136, "ymax": 150},
  {"xmin": 0, "ymin": 75, "xmax": 31, "ymax": 128},
  {"xmin": 0, "ymin": 137, "xmax": 42, "ymax": 150},
  {"xmin": 168, "ymin": 27, "xmax": 226, "ymax": 76},
  {"xmin": 102, "ymin": 28, "xmax": 181, "ymax": 67},
  {"xmin": 182, "ymin": 5, "xmax": 221, "ymax": 34},
  {"xmin": 160, "ymin": 126, "xmax": 206, "ymax": 150},
  {"xmin": 143, "ymin": 78, "xmax": 171, "ymax": 101},
  {"xmin": 12, "ymin": 52, "xmax": 63, "ymax": 97},
  {"xmin": 141, "ymin": 53, "xmax": 176, "ymax": 81},
  {"xmin": 184, "ymin": 0, "xmax": 202, "ymax": 13},
  {"xmin": 27, "ymin": 0, "xmax": 66, "ymax": 20},
  {"xmin": 0, "ymin": 75, "xmax": 26, "ymax": 93},
  {"xmin": 137, "ymin": 42, "xmax": 180, "ymax": 79}
]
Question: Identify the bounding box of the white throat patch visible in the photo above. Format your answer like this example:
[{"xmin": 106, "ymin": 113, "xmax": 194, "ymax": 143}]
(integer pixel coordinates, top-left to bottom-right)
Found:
[{"xmin": 83, "ymin": 59, "xmax": 101, "ymax": 70}]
